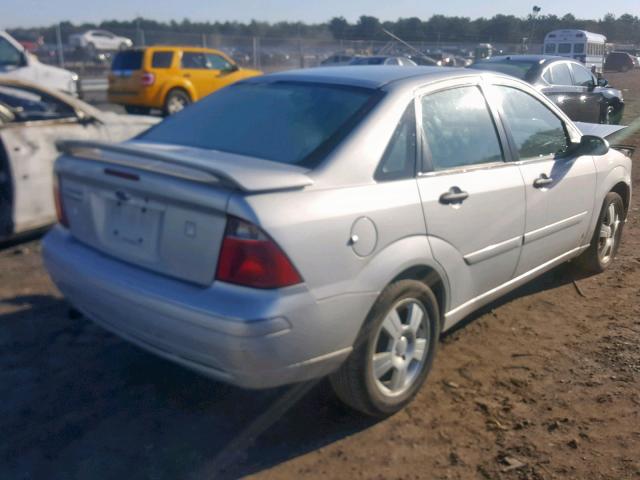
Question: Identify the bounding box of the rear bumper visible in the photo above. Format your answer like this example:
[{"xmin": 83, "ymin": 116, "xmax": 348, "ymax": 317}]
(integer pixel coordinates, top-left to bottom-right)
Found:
[{"xmin": 43, "ymin": 227, "xmax": 374, "ymax": 388}]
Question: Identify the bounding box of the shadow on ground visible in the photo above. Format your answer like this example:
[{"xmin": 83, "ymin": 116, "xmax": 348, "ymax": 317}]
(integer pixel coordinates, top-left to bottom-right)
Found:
[{"xmin": 0, "ymin": 262, "xmax": 593, "ymax": 479}]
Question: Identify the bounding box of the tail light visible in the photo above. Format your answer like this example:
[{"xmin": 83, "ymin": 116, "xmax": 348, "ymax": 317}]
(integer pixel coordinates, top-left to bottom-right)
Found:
[
  {"xmin": 141, "ymin": 72, "xmax": 155, "ymax": 86},
  {"xmin": 216, "ymin": 217, "xmax": 302, "ymax": 289},
  {"xmin": 53, "ymin": 175, "xmax": 69, "ymax": 228}
]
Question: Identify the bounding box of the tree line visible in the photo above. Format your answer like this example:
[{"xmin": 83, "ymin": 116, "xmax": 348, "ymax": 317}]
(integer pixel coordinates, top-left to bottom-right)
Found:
[{"xmin": 8, "ymin": 13, "xmax": 640, "ymax": 46}]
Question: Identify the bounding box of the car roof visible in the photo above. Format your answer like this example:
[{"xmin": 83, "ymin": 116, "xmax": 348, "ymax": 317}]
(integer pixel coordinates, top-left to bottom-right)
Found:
[
  {"xmin": 244, "ymin": 66, "xmax": 474, "ymax": 89},
  {"xmin": 478, "ymin": 55, "xmax": 569, "ymax": 64},
  {"xmin": 119, "ymin": 46, "xmax": 227, "ymax": 54}
]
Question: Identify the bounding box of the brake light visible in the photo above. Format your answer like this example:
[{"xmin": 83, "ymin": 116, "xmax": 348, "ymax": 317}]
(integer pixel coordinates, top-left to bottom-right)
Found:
[
  {"xmin": 141, "ymin": 72, "xmax": 155, "ymax": 86},
  {"xmin": 53, "ymin": 176, "xmax": 69, "ymax": 228},
  {"xmin": 216, "ymin": 217, "xmax": 302, "ymax": 289}
]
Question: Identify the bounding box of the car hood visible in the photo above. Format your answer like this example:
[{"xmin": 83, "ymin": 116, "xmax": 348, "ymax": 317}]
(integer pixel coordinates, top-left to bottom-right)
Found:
[
  {"xmin": 574, "ymin": 122, "xmax": 626, "ymax": 139},
  {"xmin": 98, "ymin": 111, "xmax": 160, "ymax": 127}
]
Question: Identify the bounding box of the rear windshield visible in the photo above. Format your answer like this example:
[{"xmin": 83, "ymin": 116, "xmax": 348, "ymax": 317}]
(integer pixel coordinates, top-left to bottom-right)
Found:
[
  {"xmin": 468, "ymin": 60, "xmax": 536, "ymax": 80},
  {"xmin": 111, "ymin": 50, "xmax": 143, "ymax": 71},
  {"xmin": 351, "ymin": 57, "xmax": 386, "ymax": 65},
  {"xmin": 139, "ymin": 82, "xmax": 378, "ymax": 167}
]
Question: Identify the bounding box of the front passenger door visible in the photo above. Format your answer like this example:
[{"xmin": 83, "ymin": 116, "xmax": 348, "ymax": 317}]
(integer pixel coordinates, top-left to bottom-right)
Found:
[
  {"xmin": 416, "ymin": 82, "xmax": 526, "ymax": 314},
  {"xmin": 489, "ymin": 83, "xmax": 596, "ymax": 276},
  {"xmin": 570, "ymin": 63, "xmax": 603, "ymax": 123}
]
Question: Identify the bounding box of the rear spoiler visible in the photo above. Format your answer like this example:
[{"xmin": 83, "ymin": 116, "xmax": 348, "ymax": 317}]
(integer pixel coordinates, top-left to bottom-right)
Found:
[{"xmin": 56, "ymin": 139, "xmax": 314, "ymax": 192}]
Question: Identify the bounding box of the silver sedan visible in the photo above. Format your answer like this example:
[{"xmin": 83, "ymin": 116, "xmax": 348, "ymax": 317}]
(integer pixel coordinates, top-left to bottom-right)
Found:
[{"xmin": 43, "ymin": 67, "xmax": 632, "ymax": 417}]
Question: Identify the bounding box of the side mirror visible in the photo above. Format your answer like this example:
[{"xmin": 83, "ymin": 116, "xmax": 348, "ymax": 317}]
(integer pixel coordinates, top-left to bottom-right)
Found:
[
  {"xmin": 221, "ymin": 63, "xmax": 239, "ymax": 74},
  {"xmin": 597, "ymin": 77, "xmax": 609, "ymax": 87},
  {"xmin": 564, "ymin": 135, "xmax": 609, "ymax": 157}
]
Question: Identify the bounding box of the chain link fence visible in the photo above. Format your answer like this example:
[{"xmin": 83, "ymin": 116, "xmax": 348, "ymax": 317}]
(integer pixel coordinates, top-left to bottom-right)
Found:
[{"xmin": 31, "ymin": 27, "xmax": 543, "ymax": 78}]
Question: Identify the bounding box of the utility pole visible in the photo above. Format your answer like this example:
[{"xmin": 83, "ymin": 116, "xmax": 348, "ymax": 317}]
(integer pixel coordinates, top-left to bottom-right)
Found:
[
  {"xmin": 528, "ymin": 6, "xmax": 542, "ymax": 52},
  {"xmin": 55, "ymin": 23, "xmax": 64, "ymax": 67}
]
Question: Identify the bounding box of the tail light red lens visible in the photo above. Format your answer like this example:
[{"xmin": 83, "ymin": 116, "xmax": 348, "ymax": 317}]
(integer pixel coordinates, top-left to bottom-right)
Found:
[
  {"xmin": 216, "ymin": 217, "xmax": 302, "ymax": 289},
  {"xmin": 53, "ymin": 176, "xmax": 69, "ymax": 228},
  {"xmin": 141, "ymin": 72, "xmax": 155, "ymax": 86}
]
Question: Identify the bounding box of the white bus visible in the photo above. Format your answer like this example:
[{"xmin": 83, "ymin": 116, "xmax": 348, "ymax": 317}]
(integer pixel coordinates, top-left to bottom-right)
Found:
[{"xmin": 543, "ymin": 30, "xmax": 606, "ymax": 72}]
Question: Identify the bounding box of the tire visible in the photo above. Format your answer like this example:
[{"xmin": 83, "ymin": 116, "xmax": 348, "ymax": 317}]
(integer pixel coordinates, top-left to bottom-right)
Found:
[
  {"xmin": 330, "ymin": 280, "xmax": 440, "ymax": 417},
  {"xmin": 124, "ymin": 105, "xmax": 151, "ymax": 115},
  {"xmin": 575, "ymin": 192, "xmax": 625, "ymax": 274},
  {"xmin": 119, "ymin": 42, "xmax": 128, "ymax": 50},
  {"xmin": 163, "ymin": 89, "xmax": 191, "ymax": 116}
]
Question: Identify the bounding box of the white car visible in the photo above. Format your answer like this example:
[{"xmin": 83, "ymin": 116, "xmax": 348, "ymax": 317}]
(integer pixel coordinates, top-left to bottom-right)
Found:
[
  {"xmin": 0, "ymin": 78, "xmax": 159, "ymax": 240},
  {"xmin": 0, "ymin": 31, "xmax": 79, "ymax": 96},
  {"xmin": 69, "ymin": 30, "xmax": 133, "ymax": 52}
]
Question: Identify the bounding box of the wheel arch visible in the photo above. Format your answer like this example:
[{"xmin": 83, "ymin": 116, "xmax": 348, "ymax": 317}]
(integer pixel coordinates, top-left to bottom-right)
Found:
[
  {"xmin": 162, "ymin": 83, "xmax": 195, "ymax": 105},
  {"xmin": 611, "ymin": 181, "xmax": 630, "ymax": 217},
  {"xmin": 389, "ymin": 265, "xmax": 447, "ymax": 327},
  {"xmin": 354, "ymin": 235, "xmax": 451, "ymax": 327}
]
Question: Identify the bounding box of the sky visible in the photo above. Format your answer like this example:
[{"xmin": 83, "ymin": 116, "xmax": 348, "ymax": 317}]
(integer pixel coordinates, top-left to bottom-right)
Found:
[{"xmin": 1, "ymin": 0, "xmax": 638, "ymax": 29}]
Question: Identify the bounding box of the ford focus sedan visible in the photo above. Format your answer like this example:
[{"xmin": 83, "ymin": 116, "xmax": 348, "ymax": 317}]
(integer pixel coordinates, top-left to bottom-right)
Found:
[{"xmin": 43, "ymin": 67, "xmax": 632, "ymax": 417}]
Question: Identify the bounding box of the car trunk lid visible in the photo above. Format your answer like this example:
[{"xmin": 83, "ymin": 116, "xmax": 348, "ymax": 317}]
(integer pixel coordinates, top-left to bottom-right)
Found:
[{"xmin": 55, "ymin": 140, "xmax": 313, "ymax": 286}]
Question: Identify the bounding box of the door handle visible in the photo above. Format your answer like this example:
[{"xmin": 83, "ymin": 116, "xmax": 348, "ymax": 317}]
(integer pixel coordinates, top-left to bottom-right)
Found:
[
  {"xmin": 533, "ymin": 174, "xmax": 553, "ymax": 188},
  {"xmin": 183, "ymin": 73, "xmax": 191, "ymax": 78},
  {"xmin": 439, "ymin": 187, "xmax": 469, "ymax": 205}
]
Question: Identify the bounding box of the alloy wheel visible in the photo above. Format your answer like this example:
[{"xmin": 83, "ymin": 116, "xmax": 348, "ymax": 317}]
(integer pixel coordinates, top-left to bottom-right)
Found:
[
  {"xmin": 598, "ymin": 202, "xmax": 621, "ymax": 264},
  {"xmin": 370, "ymin": 298, "xmax": 430, "ymax": 398}
]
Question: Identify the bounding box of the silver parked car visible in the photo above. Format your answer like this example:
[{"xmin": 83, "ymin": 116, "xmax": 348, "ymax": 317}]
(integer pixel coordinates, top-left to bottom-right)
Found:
[{"xmin": 43, "ymin": 67, "xmax": 632, "ymax": 417}]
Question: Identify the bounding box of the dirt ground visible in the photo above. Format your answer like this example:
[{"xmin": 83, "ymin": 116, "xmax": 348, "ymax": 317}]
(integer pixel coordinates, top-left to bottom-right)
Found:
[{"xmin": 1, "ymin": 71, "xmax": 639, "ymax": 480}]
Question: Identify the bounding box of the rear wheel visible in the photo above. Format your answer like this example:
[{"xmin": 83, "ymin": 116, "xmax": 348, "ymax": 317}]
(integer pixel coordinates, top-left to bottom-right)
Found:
[
  {"xmin": 124, "ymin": 105, "xmax": 151, "ymax": 115},
  {"xmin": 163, "ymin": 89, "xmax": 191, "ymax": 116},
  {"xmin": 330, "ymin": 280, "xmax": 440, "ymax": 417},
  {"xmin": 575, "ymin": 192, "xmax": 624, "ymax": 273}
]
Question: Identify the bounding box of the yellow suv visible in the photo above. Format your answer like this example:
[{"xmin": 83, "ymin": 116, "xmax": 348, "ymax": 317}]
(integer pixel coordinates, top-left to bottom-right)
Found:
[{"xmin": 108, "ymin": 46, "xmax": 262, "ymax": 115}]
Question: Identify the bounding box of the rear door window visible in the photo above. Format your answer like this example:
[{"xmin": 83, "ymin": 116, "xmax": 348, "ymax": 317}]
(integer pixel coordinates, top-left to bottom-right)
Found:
[
  {"xmin": 420, "ymin": 86, "xmax": 503, "ymax": 171},
  {"xmin": 111, "ymin": 50, "xmax": 143, "ymax": 71},
  {"xmin": 181, "ymin": 52, "xmax": 207, "ymax": 69},
  {"xmin": 151, "ymin": 51, "xmax": 174, "ymax": 68},
  {"xmin": 573, "ymin": 43, "xmax": 585, "ymax": 54},
  {"xmin": 375, "ymin": 103, "xmax": 416, "ymax": 181}
]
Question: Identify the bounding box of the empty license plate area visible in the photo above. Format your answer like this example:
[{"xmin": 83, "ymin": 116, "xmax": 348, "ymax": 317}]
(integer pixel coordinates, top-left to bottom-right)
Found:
[{"xmin": 101, "ymin": 191, "xmax": 165, "ymax": 261}]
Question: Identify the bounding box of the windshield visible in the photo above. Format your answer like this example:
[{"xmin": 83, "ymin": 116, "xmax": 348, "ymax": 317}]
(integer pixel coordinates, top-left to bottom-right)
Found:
[
  {"xmin": 468, "ymin": 60, "xmax": 537, "ymax": 80},
  {"xmin": 0, "ymin": 84, "xmax": 76, "ymax": 122},
  {"xmin": 139, "ymin": 81, "xmax": 378, "ymax": 167}
]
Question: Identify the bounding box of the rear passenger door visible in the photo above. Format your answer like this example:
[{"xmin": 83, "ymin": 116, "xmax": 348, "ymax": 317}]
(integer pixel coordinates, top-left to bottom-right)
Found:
[{"xmin": 416, "ymin": 79, "xmax": 526, "ymax": 313}]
